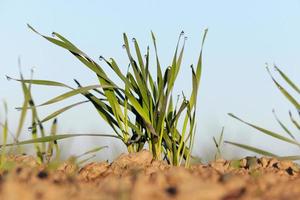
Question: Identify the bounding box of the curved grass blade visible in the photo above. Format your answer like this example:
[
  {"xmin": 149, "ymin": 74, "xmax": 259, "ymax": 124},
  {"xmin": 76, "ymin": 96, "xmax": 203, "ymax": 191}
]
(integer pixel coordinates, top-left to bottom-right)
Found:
[
  {"xmin": 76, "ymin": 146, "xmax": 108, "ymax": 159},
  {"xmin": 276, "ymin": 155, "xmax": 300, "ymax": 161},
  {"xmin": 225, "ymin": 141, "xmax": 278, "ymax": 157},
  {"xmin": 28, "ymin": 24, "xmax": 110, "ymax": 81},
  {"xmin": 190, "ymin": 29, "xmax": 208, "ymax": 108},
  {"xmin": 77, "ymin": 155, "xmax": 97, "ymax": 165},
  {"xmin": 289, "ymin": 111, "xmax": 300, "ymax": 130},
  {"xmin": 46, "ymin": 118, "xmax": 58, "ymax": 161},
  {"xmin": 27, "ymin": 24, "xmax": 84, "ymax": 56},
  {"xmin": 267, "ymin": 67, "xmax": 300, "ymax": 111},
  {"xmin": 0, "ymin": 133, "xmax": 121, "ymax": 148},
  {"xmin": 15, "ymin": 72, "xmax": 30, "ymax": 140},
  {"xmin": 274, "ymin": 65, "xmax": 300, "ymax": 95},
  {"xmin": 6, "ymin": 77, "xmax": 73, "ymax": 89},
  {"xmin": 41, "ymin": 100, "xmax": 89, "ymax": 123},
  {"xmin": 51, "ymin": 32, "xmax": 80, "ymax": 50},
  {"xmin": 38, "ymin": 85, "xmax": 113, "ymax": 107},
  {"xmin": 228, "ymin": 113, "xmax": 300, "ymax": 147},
  {"xmin": 272, "ymin": 109, "xmax": 295, "ymax": 139}
]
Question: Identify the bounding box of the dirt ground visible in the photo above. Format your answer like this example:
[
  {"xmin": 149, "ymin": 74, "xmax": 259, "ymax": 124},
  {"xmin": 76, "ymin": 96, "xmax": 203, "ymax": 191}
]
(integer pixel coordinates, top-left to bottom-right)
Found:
[{"xmin": 0, "ymin": 150, "xmax": 299, "ymax": 200}]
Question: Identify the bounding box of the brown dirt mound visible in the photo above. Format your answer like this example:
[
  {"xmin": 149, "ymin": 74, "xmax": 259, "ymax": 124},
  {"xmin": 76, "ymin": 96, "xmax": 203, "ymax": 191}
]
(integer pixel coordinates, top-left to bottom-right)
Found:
[{"xmin": 0, "ymin": 150, "xmax": 299, "ymax": 200}]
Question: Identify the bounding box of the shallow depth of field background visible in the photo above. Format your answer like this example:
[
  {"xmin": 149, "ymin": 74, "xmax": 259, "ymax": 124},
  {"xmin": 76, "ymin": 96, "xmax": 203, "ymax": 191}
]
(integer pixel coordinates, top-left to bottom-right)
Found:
[{"xmin": 1, "ymin": 0, "xmax": 300, "ymax": 161}]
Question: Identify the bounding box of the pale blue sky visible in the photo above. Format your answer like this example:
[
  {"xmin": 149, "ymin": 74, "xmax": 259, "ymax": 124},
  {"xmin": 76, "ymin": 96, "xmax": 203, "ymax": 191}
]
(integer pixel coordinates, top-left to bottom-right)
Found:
[{"xmin": 1, "ymin": 0, "xmax": 300, "ymax": 160}]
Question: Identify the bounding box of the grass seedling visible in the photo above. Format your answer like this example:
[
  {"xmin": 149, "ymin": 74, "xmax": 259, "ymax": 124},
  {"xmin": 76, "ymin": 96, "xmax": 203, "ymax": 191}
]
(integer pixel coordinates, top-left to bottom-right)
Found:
[
  {"xmin": 213, "ymin": 127, "xmax": 224, "ymax": 160},
  {"xmin": 1, "ymin": 67, "xmax": 64, "ymax": 165},
  {"xmin": 74, "ymin": 146, "xmax": 108, "ymax": 165},
  {"xmin": 0, "ymin": 101, "xmax": 8, "ymax": 169},
  {"xmin": 227, "ymin": 65, "xmax": 300, "ymax": 160},
  {"xmin": 7, "ymin": 25, "xmax": 208, "ymax": 166}
]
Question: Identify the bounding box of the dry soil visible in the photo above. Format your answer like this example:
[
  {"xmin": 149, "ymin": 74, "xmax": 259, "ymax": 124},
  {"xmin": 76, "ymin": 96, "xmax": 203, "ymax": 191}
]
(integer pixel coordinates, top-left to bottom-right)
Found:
[{"xmin": 0, "ymin": 150, "xmax": 299, "ymax": 200}]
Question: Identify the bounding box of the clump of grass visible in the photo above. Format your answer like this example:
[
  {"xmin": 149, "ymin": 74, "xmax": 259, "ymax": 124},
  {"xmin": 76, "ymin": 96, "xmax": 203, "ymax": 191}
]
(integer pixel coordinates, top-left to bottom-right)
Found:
[
  {"xmin": 1, "ymin": 67, "xmax": 62, "ymax": 165},
  {"xmin": 226, "ymin": 65, "xmax": 300, "ymax": 160},
  {"xmin": 9, "ymin": 25, "xmax": 208, "ymax": 166}
]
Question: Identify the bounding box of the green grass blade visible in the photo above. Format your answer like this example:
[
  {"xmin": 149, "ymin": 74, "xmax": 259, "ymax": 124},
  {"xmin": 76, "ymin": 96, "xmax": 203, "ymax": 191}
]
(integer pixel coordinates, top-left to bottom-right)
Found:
[
  {"xmin": 274, "ymin": 65, "xmax": 300, "ymax": 95},
  {"xmin": 38, "ymin": 85, "xmax": 112, "ymax": 107},
  {"xmin": 218, "ymin": 127, "xmax": 224, "ymax": 145},
  {"xmin": 190, "ymin": 29, "xmax": 208, "ymax": 108},
  {"xmin": 267, "ymin": 67, "xmax": 300, "ymax": 110},
  {"xmin": 133, "ymin": 38, "xmax": 146, "ymax": 77},
  {"xmin": 151, "ymin": 31, "xmax": 163, "ymax": 92},
  {"xmin": 77, "ymin": 155, "xmax": 96, "ymax": 165},
  {"xmin": 1, "ymin": 101, "xmax": 8, "ymax": 167},
  {"xmin": 28, "ymin": 24, "xmax": 111, "ymax": 81},
  {"xmin": 0, "ymin": 133, "xmax": 121, "ymax": 148},
  {"xmin": 76, "ymin": 146, "xmax": 108, "ymax": 159},
  {"xmin": 229, "ymin": 113, "xmax": 300, "ymax": 147},
  {"xmin": 15, "ymin": 73, "xmax": 30, "ymax": 140},
  {"xmin": 27, "ymin": 24, "xmax": 84, "ymax": 56},
  {"xmin": 7, "ymin": 77, "xmax": 73, "ymax": 89},
  {"xmin": 276, "ymin": 155, "xmax": 300, "ymax": 160},
  {"xmin": 51, "ymin": 32, "xmax": 80, "ymax": 50},
  {"xmin": 75, "ymin": 90, "xmax": 124, "ymax": 137},
  {"xmin": 46, "ymin": 118, "xmax": 58, "ymax": 161},
  {"xmin": 272, "ymin": 109, "xmax": 295, "ymax": 139},
  {"xmin": 124, "ymin": 90, "xmax": 151, "ymax": 124},
  {"xmin": 173, "ymin": 33, "xmax": 186, "ymax": 83},
  {"xmin": 104, "ymin": 58, "xmax": 128, "ymax": 85},
  {"xmin": 289, "ymin": 111, "xmax": 300, "ymax": 130},
  {"xmin": 41, "ymin": 101, "xmax": 89, "ymax": 123},
  {"xmin": 225, "ymin": 141, "xmax": 278, "ymax": 157}
]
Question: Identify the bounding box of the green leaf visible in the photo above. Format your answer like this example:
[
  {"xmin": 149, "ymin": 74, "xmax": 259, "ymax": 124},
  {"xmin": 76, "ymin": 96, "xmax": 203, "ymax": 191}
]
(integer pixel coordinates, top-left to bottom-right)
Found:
[
  {"xmin": 228, "ymin": 113, "xmax": 300, "ymax": 147},
  {"xmin": 7, "ymin": 77, "xmax": 72, "ymax": 89},
  {"xmin": 274, "ymin": 65, "xmax": 300, "ymax": 95},
  {"xmin": 15, "ymin": 72, "xmax": 30, "ymax": 140},
  {"xmin": 289, "ymin": 111, "xmax": 300, "ymax": 130},
  {"xmin": 1, "ymin": 101, "xmax": 8, "ymax": 166},
  {"xmin": 41, "ymin": 101, "xmax": 89, "ymax": 123},
  {"xmin": 27, "ymin": 24, "xmax": 84, "ymax": 56},
  {"xmin": 225, "ymin": 141, "xmax": 278, "ymax": 157},
  {"xmin": 133, "ymin": 38, "xmax": 146, "ymax": 78},
  {"xmin": 151, "ymin": 31, "xmax": 163, "ymax": 91},
  {"xmin": 277, "ymin": 155, "xmax": 300, "ymax": 161},
  {"xmin": 38, "ymin": 85, "xmax": 113, "ymax": 106},
  {"xmin": 76, "ymin": 146, "xmax": 108, "ymax": 159},
  {"xmin": 272, "ymin": 109, "xmax": 295, "ymax": 139},
  {"xmin": 0, "ymin": 133, "xmax": 121, "ymax": 148},
  {"xmin": 267, "ymin": 67, "xmax": 300, "ymax": 111}
]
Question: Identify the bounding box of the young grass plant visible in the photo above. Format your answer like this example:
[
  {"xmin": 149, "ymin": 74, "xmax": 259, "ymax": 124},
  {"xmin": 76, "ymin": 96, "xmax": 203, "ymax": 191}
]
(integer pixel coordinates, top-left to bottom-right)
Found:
[
  {"xmin": 213, "ymin": 127, "xmax": 224, "ymax": 160},
  {"xmin": 0, "ymin": 101, "xmax": 8, "ymax": 169},
  {"xmin": 0, "ymin": 66, "xmax": 64, "ymax": 166},
  {"xmin": 3, "ymin": 70, "xmax": 124, "ymax": 164},
  {"xmin": 9, "ymin": 25, "xmax": 208, "ymax": 166},
  {"xmin": 19, "ymin": 68, "xmax": 64, "ymax": 163},
  {"xmin": 226, "ymin": 65, "xmax": 300, "ymax": 160},
  {"xmin": 73, "ymin": 146, "xmax": 108, "ymax": 166}
]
